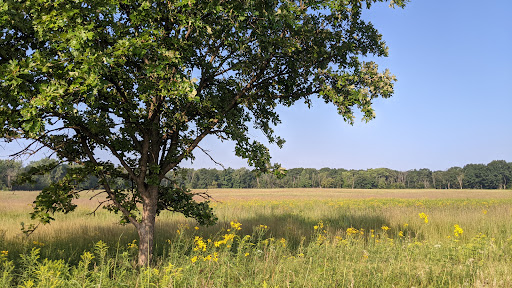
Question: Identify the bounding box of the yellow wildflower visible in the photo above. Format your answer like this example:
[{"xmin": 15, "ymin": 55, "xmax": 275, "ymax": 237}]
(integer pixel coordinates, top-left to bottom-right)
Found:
[
  {"xmin": 230, "ymin": 221, "xmax": 242, "ymax": 231},
  {"xmin": 314, "ymin": 221, "xmax": 324, "ymax": 230},
  {"xmin": 127, "ymin": 240, "xmax": 138, "ymax": 249},
  {"xmin": 454, "ymin": 224, "xmax": 464, "ymax": 237},
  {"xmin": 244, "ymin": 252, "xmax": 250, "ymax": 257},
  {"xmin": 418, "ymin": 213, "xmax": 428, "ymax": 223},
  {"xmin": 191, "ymin": 256, "xmax": 198, "ymax": 263},
  {"xmin": 193, "ymin": 236, "xmax": 207, "ymax": 251},
  {"xmin": 381, "ymin": 225, "xmax": 390, "ymax": 231},
  {"xmin": 346, "ymin": 227, "xmax": 358, "ymax": 235},
  {"xmin": 279, "ymin": 238, "xmax": 286, "ymax": 247}
]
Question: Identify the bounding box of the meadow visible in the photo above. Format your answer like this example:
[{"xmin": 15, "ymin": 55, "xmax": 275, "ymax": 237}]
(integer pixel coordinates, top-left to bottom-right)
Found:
[{"xmin": 1, "ymin": 188, "xmax": 512, "ymax": 287}]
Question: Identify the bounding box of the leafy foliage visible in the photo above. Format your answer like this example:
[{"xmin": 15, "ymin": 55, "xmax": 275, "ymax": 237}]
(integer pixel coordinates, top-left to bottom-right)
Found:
[{"xmin": 1, "ymin": 0, "xmax": 407, "ymax": 264}]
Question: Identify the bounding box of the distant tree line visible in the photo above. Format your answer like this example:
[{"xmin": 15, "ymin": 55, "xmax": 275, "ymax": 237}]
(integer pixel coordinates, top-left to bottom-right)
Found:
[
  {"xmin": 1, "ymin": 159, "xmax": 512, "ymax": 191},
  {"xmin": 0, "ymin": 158, "xmax": 101, "ymax": 191}
]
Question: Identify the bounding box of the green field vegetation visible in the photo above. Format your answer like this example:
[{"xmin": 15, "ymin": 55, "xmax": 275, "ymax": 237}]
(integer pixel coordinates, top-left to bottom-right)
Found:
[{"xmin": 1, "ymin": 189, "xmax": 512, "ymax": 287}]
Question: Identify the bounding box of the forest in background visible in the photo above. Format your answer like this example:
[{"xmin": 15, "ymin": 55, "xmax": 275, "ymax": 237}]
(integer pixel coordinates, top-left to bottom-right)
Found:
[{"xmin": 1, "ymin": 158, "xmax": 511, "ymax": 191}]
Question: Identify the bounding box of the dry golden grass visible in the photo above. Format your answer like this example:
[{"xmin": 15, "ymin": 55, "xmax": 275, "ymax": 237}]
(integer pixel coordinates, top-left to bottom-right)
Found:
[
  {"xmin": 3, "ymin": 188, "xmax": 511, "ymax": 210},
  {"xmin": 200, "ymin": 188, "xmax": 512, "ymax": 201}
]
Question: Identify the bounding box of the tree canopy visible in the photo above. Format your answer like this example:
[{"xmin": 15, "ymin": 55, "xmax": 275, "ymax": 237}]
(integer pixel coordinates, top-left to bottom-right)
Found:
[{"xmin": 1, "ymin": 0, "xmax": 406, "ymax": 265}]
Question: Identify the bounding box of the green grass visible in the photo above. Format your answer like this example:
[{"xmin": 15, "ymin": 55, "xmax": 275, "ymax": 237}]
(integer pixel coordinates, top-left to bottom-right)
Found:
[{"xmin": 1, "ymin": 189, "xmax": 512, "ymax": 287}]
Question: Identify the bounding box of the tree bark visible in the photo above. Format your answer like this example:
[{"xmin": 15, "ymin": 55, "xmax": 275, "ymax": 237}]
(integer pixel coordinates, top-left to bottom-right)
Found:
[
  {"xmin": 137, "ymin": 185, "xmax": 159, "ymax": 266},
  {"xmin": 457, "ymin": 174, "xmax": 464, "ymax": 189}
]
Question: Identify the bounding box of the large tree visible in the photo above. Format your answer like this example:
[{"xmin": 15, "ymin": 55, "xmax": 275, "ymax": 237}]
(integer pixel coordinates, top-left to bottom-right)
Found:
[{"xmin": 0, "ymin": 0, "xmax": 406, "ymax": 265}]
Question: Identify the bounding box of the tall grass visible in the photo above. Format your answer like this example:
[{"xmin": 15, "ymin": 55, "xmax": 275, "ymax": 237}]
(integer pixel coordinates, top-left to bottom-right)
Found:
[{"xmin": 1, "ymin": 189, "xmax": 512, "ymax": 287}]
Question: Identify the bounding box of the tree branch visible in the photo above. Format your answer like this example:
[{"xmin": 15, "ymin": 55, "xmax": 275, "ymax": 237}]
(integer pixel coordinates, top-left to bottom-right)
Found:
[
  {"xmin": 197, "ymin": 145, "xmax": 225, "ymax": 169},
  {"xmin": 79, "ymin": 134, "xmax": 140, "ymax": 229}
]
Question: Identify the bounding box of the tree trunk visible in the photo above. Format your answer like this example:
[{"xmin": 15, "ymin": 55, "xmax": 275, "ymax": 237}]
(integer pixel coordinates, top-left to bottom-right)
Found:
[
  {"xmin": 137, "ymin": 186, "xmax": 159, "ymax": 267},
  {"xmin": 457, "ymin": 174, "xmax": 464, "ymax": 189}
]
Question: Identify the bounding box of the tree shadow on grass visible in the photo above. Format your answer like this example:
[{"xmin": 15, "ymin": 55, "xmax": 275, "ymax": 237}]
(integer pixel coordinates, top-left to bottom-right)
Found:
[
  {"xmin": 153, "ymin": 212, "xmax": 401, "ymax": 252},
  {"xmin": 235, "ymin": 213, "xmax": 393, "ymax": 249},
  {"xmin": 5, "ymin": 212, "xmax": 420, "ymax": 266}
]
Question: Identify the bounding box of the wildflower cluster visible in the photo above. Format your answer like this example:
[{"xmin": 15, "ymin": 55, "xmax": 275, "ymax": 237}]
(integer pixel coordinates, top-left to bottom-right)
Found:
[
  {"xmin": 127, "ymin": 239, "xmax": 137, "ymax": 249},
  {"xmin": 214, "ymin": 233, "xmax": 235, "ymax": 248},
  {"xmin": 230, "ymin": 221, "xmax": 242, "ymax": 231},
  {"xmin": 184, "ymin": 220, "xmax": 255, "ymax": 264},
  {"xmin": 313, "ymin": 221, "xmax": 324, "ymax": 230},
  {"xmin": 32, "ymin": 241, "xmax": 45, "ymax": 247},
  {"xmin": 454, "ymin": 224, "xmax": 464, "ymax": 237},
  {"xmin": 314, "ymin": 221, "xmax": 328, "ymax": 244},
  {"xmin": 418, "ymin": 212, "xmax": 429, "ymax": 223},
  {"xmin": 193, "ymin": 236, "xmax": 207, "ymax": 251},
  {"xmin": 0, "ymin": 250, "xmax": 7, "ymax": 261},
  {"xmin": 346, "ymin": 227, "xmax": 359, "ymax": 236}
]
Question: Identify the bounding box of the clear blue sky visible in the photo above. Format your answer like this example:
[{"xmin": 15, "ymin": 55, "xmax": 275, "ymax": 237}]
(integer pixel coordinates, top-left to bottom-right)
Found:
[
  {"xmin": 185, "ymin": 0, "xmax": 512, "ymax": 171},
  {"xmin": 2, "ymin": 0, "xmax": 511, "ymax": 172}
]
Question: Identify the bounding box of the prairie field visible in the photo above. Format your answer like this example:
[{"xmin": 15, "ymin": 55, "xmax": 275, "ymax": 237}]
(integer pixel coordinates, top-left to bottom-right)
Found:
[{"xmin": 1, "ymin": 188, "xmax": 512, "ymax": 287}]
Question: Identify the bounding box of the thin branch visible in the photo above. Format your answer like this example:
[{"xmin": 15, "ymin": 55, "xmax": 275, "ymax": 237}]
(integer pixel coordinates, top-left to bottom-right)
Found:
[
  {"xmin": 8, "ymin": 126, "xmax": 71, "ymax": 158},
  {"xmin": 79, "ymin": 135, "xmax": 140, "ymax": 229},
  {"xmin": 197, "ymin": 145, "xmax": 225, "ymax": 169},
  {"xmin": 88, "ymin": 190, "xmax": 106, "ymax": 201},
  {"xmin": 87, "ymin": 199, "xmax": 110, "ymax": 216}
]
